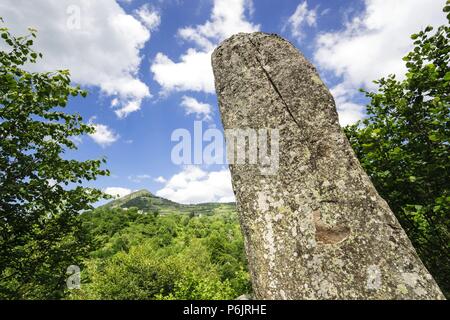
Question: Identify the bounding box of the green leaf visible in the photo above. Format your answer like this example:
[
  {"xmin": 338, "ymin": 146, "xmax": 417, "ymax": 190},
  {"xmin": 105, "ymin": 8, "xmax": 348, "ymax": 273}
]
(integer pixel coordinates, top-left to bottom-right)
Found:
[{"xmin": 444, "ymin": 72, "xmax": 450, "ymax": 81}]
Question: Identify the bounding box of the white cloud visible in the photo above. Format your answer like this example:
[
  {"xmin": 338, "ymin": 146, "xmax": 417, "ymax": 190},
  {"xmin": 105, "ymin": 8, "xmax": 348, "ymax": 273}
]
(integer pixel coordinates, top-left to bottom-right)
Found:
[
  {"xmin": 156, "ymin": 166, "xmax": 235, "ymax": 204},
  {"xmin": 151, "ymin": 50, "xmax": 215, "ymax": 93},
  {"xmin": 330, "ymin": 83, "xmax": 366, "ymax": 126},
  {"xmin": 0, "ymin": 0, "xmax": 153, "ymax": 118},
  {"xmin": 283, "ymin": 1, "xmax": 317, "ymax": 42},
  {"xmin": 314, "ymin": 0, "xmax": 447, "ymax": 126},
  {"xmin": 177, "ymin": 0, "xmax": 260, "ymax": 51},
  {"xmin": 115, "ymin": 100, "xmax": 141, "ymax": 118},
  {"xmin": 88, "ymin": 118, "xmax": 119, "ymax": 147},
  {"xmin": 110, "ymin": 98, "xmax": 119, "ymax": 108},
  {"xmin": 104, "ymin": 187, "xmax": 132, "ymax": 198},
  {"xmin": 135, "ymin": 4, "xmax": 160, "ymax": 31},
  {"xmin": 336, "ymin": 101, "xmax": 366, "ymax": 127},
  {"xmin": 154, "ymin": 176, "xmax": 167, "ymax": 183},
  {"xmin": 180, "ymin": 95, "xmax": 212, "ymax": 119},
  {"xmin": 151, "ymin": 0, "xmax": 259, "ymax": 95}
]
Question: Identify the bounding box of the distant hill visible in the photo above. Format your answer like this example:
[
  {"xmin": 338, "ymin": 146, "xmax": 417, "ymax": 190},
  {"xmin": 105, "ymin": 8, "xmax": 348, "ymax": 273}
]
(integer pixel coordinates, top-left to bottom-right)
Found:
[{"xmin": 100, "ymin": 189, "xmax": 236, "ymax": 216}]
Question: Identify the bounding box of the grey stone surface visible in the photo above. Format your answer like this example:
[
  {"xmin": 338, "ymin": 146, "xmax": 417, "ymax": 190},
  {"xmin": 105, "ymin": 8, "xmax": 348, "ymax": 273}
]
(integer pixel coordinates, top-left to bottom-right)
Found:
[{"xmin": 211, "ymin": 32, "xmax": 445, "ymax": 300}]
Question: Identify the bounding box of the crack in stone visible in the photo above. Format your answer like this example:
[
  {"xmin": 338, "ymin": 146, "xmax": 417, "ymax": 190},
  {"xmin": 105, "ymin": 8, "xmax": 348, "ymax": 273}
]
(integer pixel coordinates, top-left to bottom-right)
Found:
[{"xmin": 247, "ymin": 37, "xmax": 304, "ymax": 131}]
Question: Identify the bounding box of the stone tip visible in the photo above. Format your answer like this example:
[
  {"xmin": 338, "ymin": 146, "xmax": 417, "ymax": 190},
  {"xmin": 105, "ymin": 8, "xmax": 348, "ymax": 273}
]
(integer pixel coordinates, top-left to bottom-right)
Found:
[{"xmin": 212, "ymin": 32, "xmax": 287, "ymax": 61}]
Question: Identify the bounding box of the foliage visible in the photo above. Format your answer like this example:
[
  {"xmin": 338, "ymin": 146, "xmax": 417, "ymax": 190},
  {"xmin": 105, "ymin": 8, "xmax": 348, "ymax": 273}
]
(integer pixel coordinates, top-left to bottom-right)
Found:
[
  {"xmin": 0, "ymin": 19, "xmax": 109, "ymax": 299},
  {"xmin": 345, "ymin": 3, "xmax": 450, "ymax": 297},
  {"xmin": 70, "ymin": 207, "xmax": 251, "ymax": 300}
]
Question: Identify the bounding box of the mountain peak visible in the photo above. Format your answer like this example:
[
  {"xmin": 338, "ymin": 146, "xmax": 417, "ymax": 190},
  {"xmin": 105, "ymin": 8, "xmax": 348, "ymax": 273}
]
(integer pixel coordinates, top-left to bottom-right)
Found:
[
  {"xmin": 101, "ymin": 189, "xmax": 155, "ymax": 209},
  {"xmin": 131, "ymin": 189, "xmax": 153, "ymax": 197}
]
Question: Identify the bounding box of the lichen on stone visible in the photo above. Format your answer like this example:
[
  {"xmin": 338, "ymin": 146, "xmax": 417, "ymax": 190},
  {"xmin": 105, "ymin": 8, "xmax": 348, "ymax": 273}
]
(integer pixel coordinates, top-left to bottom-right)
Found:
[{"xmin": 212, "ymin": 32, "xmax": 445, "ymax": 300}]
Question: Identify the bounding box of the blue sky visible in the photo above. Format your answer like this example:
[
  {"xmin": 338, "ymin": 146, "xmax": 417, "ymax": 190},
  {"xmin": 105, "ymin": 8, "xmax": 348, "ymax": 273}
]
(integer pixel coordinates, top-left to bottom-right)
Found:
[{"xmin": 0, "ymin": 0, "xmax": 447, "ymax": 204}]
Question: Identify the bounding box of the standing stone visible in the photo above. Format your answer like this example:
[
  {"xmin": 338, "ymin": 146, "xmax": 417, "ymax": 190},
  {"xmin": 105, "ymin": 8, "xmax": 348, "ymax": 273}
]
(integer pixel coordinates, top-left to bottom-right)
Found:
[{"xmin": 211, "ymin": 32, "xmax": 445, "ymax": 299}]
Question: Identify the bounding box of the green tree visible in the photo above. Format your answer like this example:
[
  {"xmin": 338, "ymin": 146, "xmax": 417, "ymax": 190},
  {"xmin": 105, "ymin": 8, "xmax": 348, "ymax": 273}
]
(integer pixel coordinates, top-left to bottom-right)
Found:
[
  {"xmin": 75, "ymin": 206, "xmax": 251, "ymax": 300},
  {"xmin": 0, "ymin": 19, "xmax": 109, "ymax": 299},
  {"xmin": 345, "ymin": 2, "xmax": 450, "ymax": 297},
  {"xmin": 72, "ymin": 239, "xmax": 238, "ymax": 300}
]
